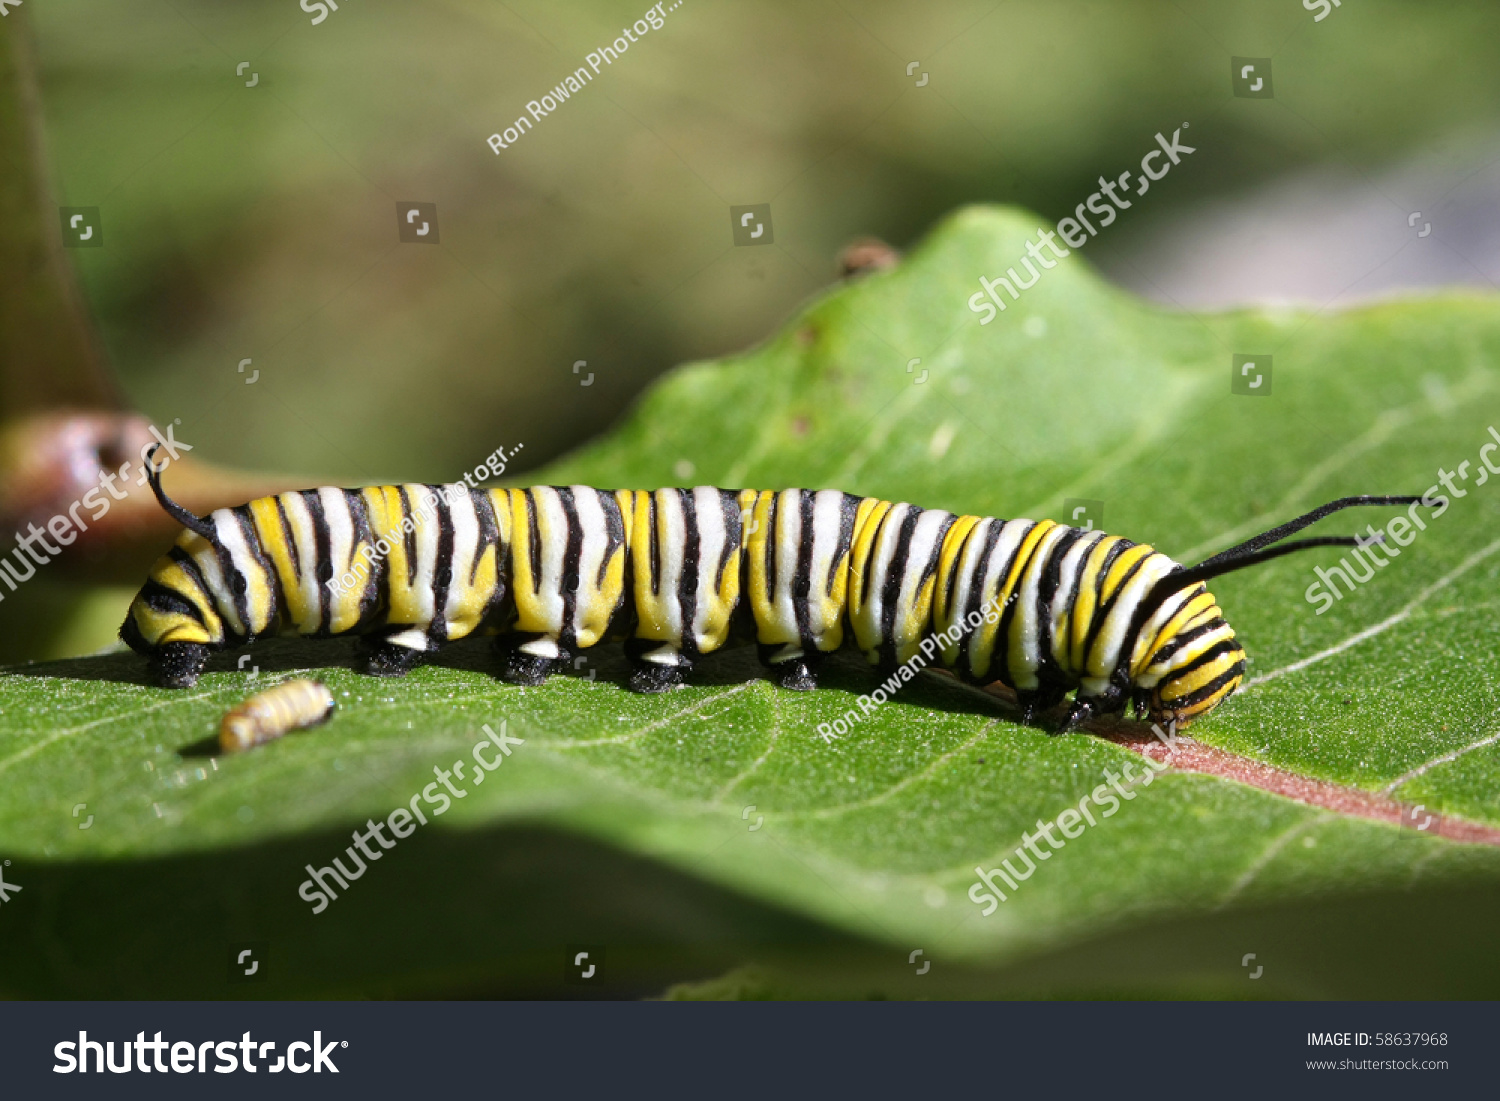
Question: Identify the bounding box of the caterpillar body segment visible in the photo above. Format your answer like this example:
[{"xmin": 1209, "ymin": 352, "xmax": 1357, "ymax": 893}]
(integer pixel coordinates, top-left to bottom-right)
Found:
[
  {"xmin": 498, "ymin": 485, "xmax": 629, "ymax": 683},
  {"xmin": 624, "ymin": 487, "xmax": 749, "ymax": 691},
  {"xmin": 745, "ymin": 489, "xmax": 865, "ymax": 689},
  {"xmin": 123, "ymin": 449, "xmax": 1420, "ymax": 731}
]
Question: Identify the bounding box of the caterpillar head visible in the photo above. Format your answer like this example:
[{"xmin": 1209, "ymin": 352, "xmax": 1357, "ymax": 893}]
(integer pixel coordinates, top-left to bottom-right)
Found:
[
  {"xmin": 1142, "ymin": 623, "xmax": 1247, "ymax": 727},
  {"xmin": 1126, "ymin": 579, "xmax": 1246, "ymax": 727},
  {"xmin": 1122, "ymin": 494, "xmax": 1423, "ymax": 728}
]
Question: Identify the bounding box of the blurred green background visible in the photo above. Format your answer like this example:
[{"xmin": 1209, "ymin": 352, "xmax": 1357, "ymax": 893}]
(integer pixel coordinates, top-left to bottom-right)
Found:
[
  {"xmin": 11, "ymin": 0, "xmax": 1500, "ymax": 658},
  {"xmin": 30, "ymin": 0, "xmax": 1500, "ymax": 472}
]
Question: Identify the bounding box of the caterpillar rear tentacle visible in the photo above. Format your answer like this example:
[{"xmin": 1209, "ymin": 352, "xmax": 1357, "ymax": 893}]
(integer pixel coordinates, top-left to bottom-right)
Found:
[{"xmin": 120, "ymin": 448, "xmax": 1420, "ymax": 731}]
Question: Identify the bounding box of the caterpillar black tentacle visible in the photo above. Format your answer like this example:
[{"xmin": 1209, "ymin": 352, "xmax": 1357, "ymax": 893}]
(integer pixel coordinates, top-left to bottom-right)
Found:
[
  {"xmin": 142, "ymin": 442, "xmax": 217, "ymax": 541},
  {"xmin": 120, "ymin": 468, "xmax": 1420, "ymax": 730}
]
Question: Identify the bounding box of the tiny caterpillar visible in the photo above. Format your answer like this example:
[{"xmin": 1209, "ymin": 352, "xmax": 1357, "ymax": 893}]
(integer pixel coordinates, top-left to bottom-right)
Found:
[{"xmin": 219, "ymin": 679, "xmax": 335, "ymax": 752}]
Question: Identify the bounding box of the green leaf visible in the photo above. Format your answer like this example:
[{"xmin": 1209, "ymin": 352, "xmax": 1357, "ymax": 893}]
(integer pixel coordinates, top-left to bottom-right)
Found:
[{"xmin": 5, "ymin": 206, "xmax": 1500, "ymax": 998}]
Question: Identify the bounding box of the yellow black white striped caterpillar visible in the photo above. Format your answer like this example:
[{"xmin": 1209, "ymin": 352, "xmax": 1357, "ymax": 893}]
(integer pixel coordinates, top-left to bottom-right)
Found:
[{"xmin": 121, "ymin": 446, "xmax": 1418, "ymax": 732}]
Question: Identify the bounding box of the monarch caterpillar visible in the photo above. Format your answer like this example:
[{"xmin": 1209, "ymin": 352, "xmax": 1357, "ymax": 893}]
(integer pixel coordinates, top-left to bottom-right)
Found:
[
  {"xmin": 219, "ymin": 679, "xmax": 336, "ymax": 752},
  {"xmin": 122, "ymin": 445, "xmax": 1418, "ymax": 731}
]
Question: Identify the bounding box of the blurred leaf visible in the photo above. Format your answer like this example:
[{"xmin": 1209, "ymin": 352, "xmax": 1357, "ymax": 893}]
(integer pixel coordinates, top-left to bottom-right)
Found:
[
  {"xmin": 0, "ymin": 7, "xmax": 122, "ymax": 417},
  {"xmin": 4, "ymin": 207, "xmax": 1500, "ymax": 997},
  {"xmin": 0, "ymin": 13, "xmax": 322, "ymax": 660}
]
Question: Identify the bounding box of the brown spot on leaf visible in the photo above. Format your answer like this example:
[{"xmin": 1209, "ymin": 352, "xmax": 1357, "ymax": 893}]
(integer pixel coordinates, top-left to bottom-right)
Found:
[{"xmin": 838, "ymin": 237, "xmax": 899, "ymax": 279}]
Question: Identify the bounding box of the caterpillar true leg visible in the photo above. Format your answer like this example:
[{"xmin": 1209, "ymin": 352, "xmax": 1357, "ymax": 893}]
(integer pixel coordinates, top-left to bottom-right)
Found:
[
  {"xmin": 1055, "ymin": 697, "xmax": 1096, "ymax": 734},
  {"xmin": 1055, "ymin": 684, "xmax": 1127, "ymax": 735},
  {"xmin": 1017, "ymin": 684, "xmax": 1068, "ymax": 726}
]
